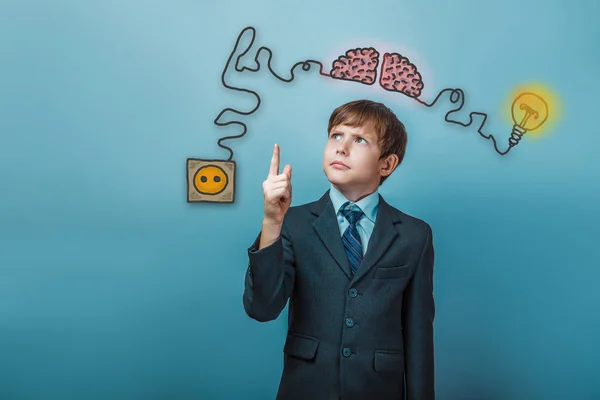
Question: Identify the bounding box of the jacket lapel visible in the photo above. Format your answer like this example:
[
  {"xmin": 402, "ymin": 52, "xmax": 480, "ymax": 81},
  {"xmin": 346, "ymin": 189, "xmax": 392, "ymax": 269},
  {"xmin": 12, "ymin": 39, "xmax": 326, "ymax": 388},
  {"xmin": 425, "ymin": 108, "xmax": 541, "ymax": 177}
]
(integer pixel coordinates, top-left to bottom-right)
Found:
[
  {"xmin": 351, "ymin": 194, "xmax": 401, "ymax": 284},
  {"xmin": 311, "ymin": 191, "xmax": 353, "ymax": 279}
]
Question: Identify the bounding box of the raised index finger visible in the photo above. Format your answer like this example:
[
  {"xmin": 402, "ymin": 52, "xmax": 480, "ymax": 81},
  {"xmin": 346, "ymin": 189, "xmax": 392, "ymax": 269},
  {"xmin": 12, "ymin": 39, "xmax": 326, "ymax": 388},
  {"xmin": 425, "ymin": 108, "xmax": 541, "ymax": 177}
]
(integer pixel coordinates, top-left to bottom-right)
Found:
[{"xmin": 269, "ymin": 143, "xmax": 280, "ymax": 177}]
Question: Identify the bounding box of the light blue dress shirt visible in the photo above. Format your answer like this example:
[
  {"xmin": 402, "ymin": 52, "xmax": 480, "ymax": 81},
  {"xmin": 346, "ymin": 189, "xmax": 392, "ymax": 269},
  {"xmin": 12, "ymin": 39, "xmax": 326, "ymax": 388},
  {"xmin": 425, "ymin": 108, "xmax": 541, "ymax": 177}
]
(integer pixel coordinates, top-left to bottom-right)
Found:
[{"xmin": 328, "ymin": 183, "xmax": 379, "ymax": 256}]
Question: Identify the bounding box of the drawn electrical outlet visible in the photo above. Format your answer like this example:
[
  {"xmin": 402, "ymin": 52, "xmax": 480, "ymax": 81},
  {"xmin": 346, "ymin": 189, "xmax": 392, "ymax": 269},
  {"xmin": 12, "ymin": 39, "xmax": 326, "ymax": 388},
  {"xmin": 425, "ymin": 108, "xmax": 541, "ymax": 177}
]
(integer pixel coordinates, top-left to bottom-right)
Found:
[{"xmin": 186, "ymin": 158, "xmax": 236, "ymax": 203}]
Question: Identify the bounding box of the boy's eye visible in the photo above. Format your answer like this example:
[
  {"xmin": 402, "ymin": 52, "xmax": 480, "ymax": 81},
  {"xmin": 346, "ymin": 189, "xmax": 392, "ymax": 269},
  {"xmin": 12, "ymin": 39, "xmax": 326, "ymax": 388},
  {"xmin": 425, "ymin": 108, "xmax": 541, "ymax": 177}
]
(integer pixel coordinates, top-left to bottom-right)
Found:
[{"xmin": 330, "ymin": 133, "xmax": 367, "ymax": 143}]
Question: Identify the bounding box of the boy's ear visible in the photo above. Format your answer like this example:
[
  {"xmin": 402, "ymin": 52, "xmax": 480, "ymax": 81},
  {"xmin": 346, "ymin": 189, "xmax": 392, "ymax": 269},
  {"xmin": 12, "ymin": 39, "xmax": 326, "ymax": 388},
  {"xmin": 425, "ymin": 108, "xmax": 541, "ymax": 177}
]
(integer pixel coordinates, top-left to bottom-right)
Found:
[{"xmin": 380, "ymin": 154, "xmax": 399, "ymax": 177}]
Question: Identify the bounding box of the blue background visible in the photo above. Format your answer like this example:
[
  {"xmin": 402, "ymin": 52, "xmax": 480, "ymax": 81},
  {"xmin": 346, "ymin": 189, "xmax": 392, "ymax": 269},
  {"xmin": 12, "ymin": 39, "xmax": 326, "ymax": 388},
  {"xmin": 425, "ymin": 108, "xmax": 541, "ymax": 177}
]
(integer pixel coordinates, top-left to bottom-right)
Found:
[{"xmin": 2, "ymin": 0, "xmax": 599, "ymax": 398}]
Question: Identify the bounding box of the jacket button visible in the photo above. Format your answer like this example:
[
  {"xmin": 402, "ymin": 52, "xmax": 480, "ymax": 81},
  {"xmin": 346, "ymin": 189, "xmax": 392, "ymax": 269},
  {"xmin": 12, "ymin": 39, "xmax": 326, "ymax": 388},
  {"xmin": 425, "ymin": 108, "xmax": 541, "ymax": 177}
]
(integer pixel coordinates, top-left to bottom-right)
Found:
[
  {"xmin": 348, "ymin": 288, "xmax": 357, "ymax": 298},
  {"xmin": 345, "ymin": 317, "xmax": 354, "ymax": 327},
  {"xmin": 342, "ymin": 347, "xmax": 351, "ymax": 357}
]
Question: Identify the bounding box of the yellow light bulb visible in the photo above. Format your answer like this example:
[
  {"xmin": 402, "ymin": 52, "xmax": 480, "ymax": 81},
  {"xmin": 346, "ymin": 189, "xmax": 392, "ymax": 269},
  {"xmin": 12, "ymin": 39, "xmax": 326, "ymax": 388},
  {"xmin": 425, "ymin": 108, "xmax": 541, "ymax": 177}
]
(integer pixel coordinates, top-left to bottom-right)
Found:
[
  {"xmin": 511, "ymin": 92, "xmax": 548, "ymax": 131},
  {"xmin": 508, "ymin": 92, "xmax": 549, "ymax": 147}
]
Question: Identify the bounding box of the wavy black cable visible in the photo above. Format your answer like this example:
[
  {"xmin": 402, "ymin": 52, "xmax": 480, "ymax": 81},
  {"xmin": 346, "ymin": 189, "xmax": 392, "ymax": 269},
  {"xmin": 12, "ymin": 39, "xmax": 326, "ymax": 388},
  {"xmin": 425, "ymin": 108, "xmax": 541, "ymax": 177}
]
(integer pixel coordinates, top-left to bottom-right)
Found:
[
  {"xmin": 214, "ymin": 27, "xmax": 522, "ymax": 159},
  {"xmin": 414, "ymin": 89, "xmax": 520, "ymax": 155},
  {"xmin": 213, "ymin": 26, "xmax": 330, "ymax": 161}
]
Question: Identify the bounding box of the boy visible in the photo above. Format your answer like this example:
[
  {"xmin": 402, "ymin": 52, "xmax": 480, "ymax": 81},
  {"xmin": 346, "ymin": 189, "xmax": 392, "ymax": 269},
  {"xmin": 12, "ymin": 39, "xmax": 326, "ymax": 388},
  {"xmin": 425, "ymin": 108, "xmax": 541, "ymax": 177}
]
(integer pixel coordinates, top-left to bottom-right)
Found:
[{"xmin": 243, "ymin": 100, "xmax": 435, "ymax": 400}]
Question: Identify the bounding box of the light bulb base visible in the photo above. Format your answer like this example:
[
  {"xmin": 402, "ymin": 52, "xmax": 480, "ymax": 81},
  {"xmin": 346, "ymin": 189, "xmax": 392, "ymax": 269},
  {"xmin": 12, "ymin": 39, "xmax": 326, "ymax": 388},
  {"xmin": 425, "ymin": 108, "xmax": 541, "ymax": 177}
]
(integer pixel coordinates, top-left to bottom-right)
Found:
[{"xmin": 509, "ymin": 124, "xmax": 527, "ymax": 147}]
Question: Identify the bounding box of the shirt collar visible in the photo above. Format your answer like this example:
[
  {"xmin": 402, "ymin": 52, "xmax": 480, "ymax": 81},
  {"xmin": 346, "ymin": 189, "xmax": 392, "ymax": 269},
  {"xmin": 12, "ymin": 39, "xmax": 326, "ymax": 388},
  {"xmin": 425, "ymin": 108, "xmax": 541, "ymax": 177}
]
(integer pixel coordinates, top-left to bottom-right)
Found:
[{"xmin": 329, "ymin": 183, "xmax": 379, "ymax": 223}]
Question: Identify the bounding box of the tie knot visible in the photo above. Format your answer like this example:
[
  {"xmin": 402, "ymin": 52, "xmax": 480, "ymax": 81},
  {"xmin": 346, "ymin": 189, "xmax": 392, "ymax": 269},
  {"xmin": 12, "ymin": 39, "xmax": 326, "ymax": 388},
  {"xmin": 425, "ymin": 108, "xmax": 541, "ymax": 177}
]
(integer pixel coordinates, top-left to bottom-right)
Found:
[{"xmin": 341, "ymin": 201, "xmax": 364, "ymax": 225}]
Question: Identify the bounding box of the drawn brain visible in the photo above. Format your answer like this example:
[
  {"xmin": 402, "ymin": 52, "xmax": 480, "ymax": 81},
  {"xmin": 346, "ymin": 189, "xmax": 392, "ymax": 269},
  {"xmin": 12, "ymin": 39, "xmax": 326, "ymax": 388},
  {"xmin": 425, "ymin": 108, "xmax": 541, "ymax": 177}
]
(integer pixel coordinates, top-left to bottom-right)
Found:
[
  {"xmin": 379, "ymin": 52, "xmax": 424, "ymax": 97},
  {"xmin": 330, "ymin": 48, "xmax": 380, "ymax": 85}
]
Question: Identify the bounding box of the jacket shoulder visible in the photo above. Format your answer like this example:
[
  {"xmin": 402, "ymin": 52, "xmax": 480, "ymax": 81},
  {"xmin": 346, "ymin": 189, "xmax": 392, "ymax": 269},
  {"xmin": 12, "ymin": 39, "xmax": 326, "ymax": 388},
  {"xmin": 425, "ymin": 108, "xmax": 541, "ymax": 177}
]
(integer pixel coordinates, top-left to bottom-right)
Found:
[
  {"xmin": 385, "ymin": 201, "xmax": 433, "ymax": 237},
  {"xmin": 280, "ymin": 199, "xmax": 321, "ymax": 228}
]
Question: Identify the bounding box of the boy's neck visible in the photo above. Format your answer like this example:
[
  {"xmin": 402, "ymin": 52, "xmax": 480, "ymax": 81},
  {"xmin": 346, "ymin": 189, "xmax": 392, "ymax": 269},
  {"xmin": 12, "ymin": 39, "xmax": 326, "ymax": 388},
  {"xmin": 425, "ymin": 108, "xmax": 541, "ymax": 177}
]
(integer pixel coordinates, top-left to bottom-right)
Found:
[{"xmin": 332, "ymin": 183, "xmax": 378, "ymax": 203}]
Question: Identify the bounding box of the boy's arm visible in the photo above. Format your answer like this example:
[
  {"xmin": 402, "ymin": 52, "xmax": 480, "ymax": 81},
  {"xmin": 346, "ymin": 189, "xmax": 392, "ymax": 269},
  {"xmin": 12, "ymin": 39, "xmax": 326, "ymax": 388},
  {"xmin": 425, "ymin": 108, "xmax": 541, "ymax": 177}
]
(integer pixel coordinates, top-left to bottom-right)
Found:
[
  {"xmin": 402, "ymin": 224, "xmax": 435, "ymax": 400},
  {"xmin": 243, "ymin": 220, "xmax": 295, "ymax": 322}
]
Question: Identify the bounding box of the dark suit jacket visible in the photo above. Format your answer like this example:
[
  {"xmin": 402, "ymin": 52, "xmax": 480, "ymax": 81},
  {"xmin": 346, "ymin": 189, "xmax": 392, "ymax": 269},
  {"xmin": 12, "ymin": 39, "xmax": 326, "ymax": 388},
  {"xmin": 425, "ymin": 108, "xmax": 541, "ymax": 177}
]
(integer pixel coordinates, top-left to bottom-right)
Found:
[{"xmin": 243, "ymin": 190, "xmax": 435, "ymax": 400}]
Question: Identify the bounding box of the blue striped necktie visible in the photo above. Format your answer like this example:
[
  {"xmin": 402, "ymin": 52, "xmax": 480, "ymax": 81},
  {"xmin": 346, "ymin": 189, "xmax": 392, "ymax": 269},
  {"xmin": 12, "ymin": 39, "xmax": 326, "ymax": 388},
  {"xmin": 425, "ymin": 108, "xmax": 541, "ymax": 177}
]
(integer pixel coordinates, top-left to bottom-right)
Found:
[{"xmin": 341, "ymin": 201, "xmax": 364, "ymax": 274}]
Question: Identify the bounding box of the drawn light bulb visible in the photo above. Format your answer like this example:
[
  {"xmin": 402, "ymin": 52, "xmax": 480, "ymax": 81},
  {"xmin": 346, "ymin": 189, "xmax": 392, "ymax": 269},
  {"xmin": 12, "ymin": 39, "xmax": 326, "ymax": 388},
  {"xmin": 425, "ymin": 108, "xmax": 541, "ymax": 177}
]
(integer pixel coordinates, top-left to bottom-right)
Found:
[{"xmin": 508, "ymin": 92, "xmax": 549, "ymax": 147}]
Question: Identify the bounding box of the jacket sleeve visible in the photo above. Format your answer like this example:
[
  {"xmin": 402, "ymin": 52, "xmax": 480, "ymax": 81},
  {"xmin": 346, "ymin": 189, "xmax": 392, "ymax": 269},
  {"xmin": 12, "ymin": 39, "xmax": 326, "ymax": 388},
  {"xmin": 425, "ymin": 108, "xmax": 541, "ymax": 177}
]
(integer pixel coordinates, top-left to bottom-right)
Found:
[
  {"xmin": 402, "ymin": 223, "xmax": 435, "ymax": 399},
  {"xmin": 242, "ymin": 221, "xmax": 296, "ymax": 322}
]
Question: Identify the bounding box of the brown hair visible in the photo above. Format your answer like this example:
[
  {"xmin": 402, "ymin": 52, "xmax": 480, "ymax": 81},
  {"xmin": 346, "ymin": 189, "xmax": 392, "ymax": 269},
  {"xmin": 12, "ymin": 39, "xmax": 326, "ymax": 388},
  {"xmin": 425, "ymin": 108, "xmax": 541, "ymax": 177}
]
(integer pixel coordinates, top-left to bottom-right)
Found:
[{"xmin": 328, "ymin": 99, "xmax": 407, "ymax": 185}]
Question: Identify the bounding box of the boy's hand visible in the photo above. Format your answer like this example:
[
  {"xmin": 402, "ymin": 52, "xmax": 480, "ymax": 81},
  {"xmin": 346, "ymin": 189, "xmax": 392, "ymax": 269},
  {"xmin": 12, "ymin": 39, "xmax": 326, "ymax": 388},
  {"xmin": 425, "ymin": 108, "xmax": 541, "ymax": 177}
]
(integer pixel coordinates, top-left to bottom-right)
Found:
[{"xmin": 263, "ymin": 144, "xmax": 292, "ymax": 226}]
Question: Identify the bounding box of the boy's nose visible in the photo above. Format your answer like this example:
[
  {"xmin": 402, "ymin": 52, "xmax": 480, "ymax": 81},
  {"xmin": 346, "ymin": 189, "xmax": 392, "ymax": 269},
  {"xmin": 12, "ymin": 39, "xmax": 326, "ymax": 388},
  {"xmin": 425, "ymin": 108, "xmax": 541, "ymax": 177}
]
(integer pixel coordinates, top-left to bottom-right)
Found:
[{"xmin": 336, "ymin": 142, "xmax": 349, "ymax": 154}]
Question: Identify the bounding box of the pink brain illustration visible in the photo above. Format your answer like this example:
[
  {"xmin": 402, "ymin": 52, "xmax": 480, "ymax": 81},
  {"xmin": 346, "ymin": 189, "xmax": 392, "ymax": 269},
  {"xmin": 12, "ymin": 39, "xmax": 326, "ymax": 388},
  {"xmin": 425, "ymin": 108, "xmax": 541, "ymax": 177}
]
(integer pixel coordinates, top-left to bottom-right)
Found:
[
  {"xmin": 379, "ymin": 52, "xmax": 424, "ymax": 98},
  {"xmin": 330, "ymin": 48, "xmax": 380, "ymax": 85}
]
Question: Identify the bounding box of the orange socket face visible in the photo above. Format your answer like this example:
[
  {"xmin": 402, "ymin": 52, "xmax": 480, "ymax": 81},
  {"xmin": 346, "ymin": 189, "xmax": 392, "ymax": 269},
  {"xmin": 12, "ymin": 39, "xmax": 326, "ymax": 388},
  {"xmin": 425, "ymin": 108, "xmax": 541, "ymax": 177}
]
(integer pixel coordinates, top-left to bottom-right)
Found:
[{"xmin": 194, "ymin": 165, "xmax": 228, "ymax": 195}]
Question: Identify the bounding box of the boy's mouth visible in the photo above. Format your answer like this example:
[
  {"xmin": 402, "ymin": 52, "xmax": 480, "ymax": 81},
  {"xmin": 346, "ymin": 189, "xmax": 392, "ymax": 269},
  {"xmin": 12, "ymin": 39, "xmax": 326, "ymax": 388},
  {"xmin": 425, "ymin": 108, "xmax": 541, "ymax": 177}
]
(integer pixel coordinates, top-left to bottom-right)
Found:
[{"xmin": 330, "ymin": 161, "xmax": 350, "ymax": 169}]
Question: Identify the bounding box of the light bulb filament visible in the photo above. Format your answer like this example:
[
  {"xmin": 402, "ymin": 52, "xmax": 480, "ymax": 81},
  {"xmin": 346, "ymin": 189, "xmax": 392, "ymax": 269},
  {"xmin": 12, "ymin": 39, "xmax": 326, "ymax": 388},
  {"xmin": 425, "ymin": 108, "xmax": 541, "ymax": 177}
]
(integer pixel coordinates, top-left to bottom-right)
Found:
[{"xmin": 518, "ymin": 102, "xmax": 539, "ymax": 128}]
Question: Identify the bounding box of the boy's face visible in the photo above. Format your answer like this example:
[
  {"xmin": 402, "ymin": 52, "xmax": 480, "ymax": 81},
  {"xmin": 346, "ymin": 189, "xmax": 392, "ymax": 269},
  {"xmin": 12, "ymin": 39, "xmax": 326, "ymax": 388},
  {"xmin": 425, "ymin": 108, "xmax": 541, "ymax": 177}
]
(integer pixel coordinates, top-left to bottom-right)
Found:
[{"xmin": 322, "ymin": 123, "xmax": 385, "ymax": 196}]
